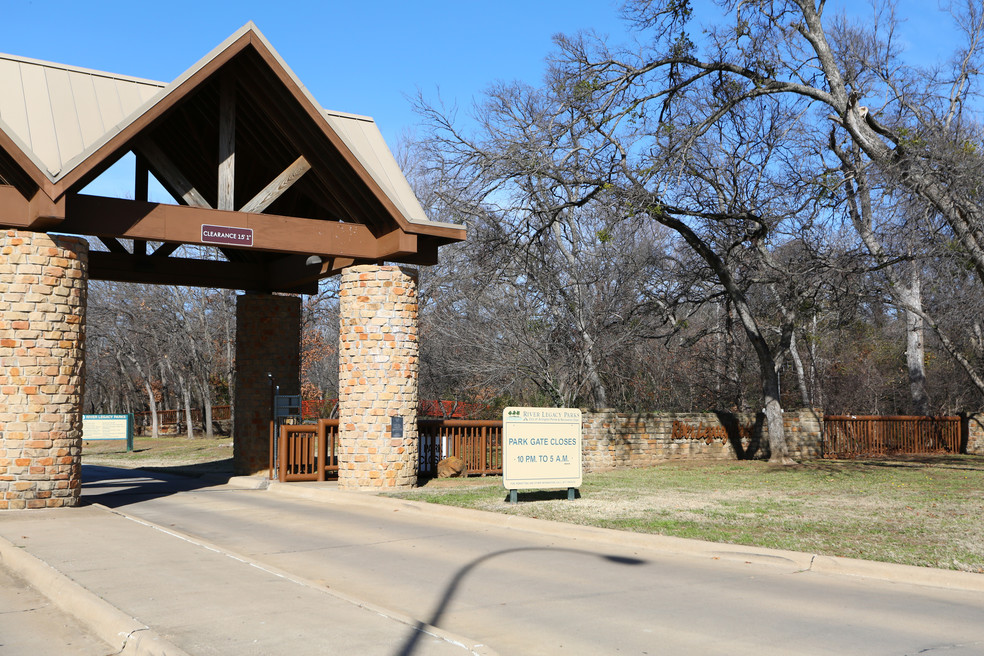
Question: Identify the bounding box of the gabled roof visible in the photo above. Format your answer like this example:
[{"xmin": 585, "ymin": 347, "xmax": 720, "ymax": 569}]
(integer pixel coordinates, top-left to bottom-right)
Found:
[
  {"xmin": 0, "ymin": 54, "xmax": 164, "ymax": 179},
  {"xmin": 0, "ymin": 22, "xmax": 461, "ymax": 235},
  {"xmin": 0, "ymin": 23, "xmax": 464, "ymax": 294}
]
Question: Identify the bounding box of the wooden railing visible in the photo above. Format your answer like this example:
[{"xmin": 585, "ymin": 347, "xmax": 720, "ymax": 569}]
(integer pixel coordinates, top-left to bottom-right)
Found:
[
  {"xmin": 418, "ymin": 419, "xmax": 503, "ymax": 476},
  {"xmin": 274, "ymin": 418, "xmax": 505, "ymax": 481},
  {"xmin": 277, "ymin": 419, "xmax": 340, "ymax": 482},
  {"xmin": 823, "ymin": 415, "xmax": 961, "ymax": 457},
  {"xmin": 133, "ymin": 405, "xmax": 231, "ymax": 427}
]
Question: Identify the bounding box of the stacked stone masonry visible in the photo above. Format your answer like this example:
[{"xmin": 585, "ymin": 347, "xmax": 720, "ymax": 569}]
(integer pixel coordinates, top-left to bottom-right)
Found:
[
  {"xmin": 338, "ymin": 265, "xmax": 419, "ymax": 490},
  {"xmin": 580, "ymin": 409, "xmax": 823, "ymax": 472},
  {"xmin": 964, "ymin": 414, "xmax": 984, "ymax": 455},
  {"xmin": 0, "ymin": 230, "xmax": 88, "ymax": 509},
  {"xmin": 233, "ymin": 293, "xmax": 300, "ymax": 475}
]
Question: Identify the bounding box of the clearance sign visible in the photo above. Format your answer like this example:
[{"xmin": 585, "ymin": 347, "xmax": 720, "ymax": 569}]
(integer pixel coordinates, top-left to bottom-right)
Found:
[{"xmin": 502, "ymin": 407, "xmax": 582, "ymax": 491}]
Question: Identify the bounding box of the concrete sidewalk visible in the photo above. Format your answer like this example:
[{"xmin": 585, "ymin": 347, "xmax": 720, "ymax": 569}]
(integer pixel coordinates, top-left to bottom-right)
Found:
[{"xmin": 0, "ymin": 499, "xmax": 493, "ymax": 656}]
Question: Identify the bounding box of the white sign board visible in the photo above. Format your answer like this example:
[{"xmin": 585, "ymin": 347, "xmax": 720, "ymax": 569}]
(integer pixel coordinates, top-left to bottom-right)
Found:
[
  {"xmin": 83, "ymin": 414, "xmax": 133, "ymax": 451},
  {"xmin": 502, "ymin": 407, "xmax": 582, "ymax": 490}
]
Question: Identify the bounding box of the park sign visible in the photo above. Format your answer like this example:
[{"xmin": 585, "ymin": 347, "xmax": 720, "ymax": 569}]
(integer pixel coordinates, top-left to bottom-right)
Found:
[
  {"xmin": 82, "ymin": 414, "xmax": 133, "ymax": 452},
  {"xmin": 502, "ymin": 407, "xmax": 582, "ymax": 492}
]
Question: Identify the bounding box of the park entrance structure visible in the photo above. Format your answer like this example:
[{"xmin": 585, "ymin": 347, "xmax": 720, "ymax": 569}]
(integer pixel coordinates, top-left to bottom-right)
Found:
[{"xmin": 0, "ymin": 24, "xmax": 465, "ymax": 508}]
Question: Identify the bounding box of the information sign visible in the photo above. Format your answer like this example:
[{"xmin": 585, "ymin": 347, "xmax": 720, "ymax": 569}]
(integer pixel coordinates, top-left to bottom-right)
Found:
[
  {"xmin": 502, "ymin": 407, "xmax": 582, "ymax": 491},
  {"xmin": 201, "ymin": 224, "xmax": 253, "ymax": 247},
  {"xmin": 82, "ymin": 414, "xmax": 133, "ymax": 451}
]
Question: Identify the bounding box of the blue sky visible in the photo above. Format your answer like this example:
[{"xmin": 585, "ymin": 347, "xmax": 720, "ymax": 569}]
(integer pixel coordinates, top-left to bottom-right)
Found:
[{"xmin": 0, "ymin": 0, "xmax": 959, "ymax": 198}]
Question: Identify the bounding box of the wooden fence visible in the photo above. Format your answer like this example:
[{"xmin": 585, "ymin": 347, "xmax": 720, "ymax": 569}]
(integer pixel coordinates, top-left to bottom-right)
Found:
[
  {"xmin": 823, "ymin": 415, "xmax": 961, "ymax": 457},
  {"xmin": 133, "ymin": 405, "xmax": 231, "ymax": 431},
  {"xmin": 276, "ymin": 419, "xmax": 339, "ymax": 482},
  {"xmin": 274, "ymin": 418, "xmax": 502, "ymax": 481},
  {"xmin": 418, "ymin": 419, "xmax": 503, "ymax": 476}
]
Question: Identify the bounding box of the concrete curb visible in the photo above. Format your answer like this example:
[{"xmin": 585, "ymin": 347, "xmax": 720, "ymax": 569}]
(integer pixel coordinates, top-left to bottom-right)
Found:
[
  {"xmin": 97, "ymin": 504, "xmax": 498, "ymax": 656},
  {"xmin": 0, "ymin": 531, "xmax": 191, "ymax": 656},
  {"xmin": 266, "ymin": 482, "xmax": 984, "ymax": 593}
]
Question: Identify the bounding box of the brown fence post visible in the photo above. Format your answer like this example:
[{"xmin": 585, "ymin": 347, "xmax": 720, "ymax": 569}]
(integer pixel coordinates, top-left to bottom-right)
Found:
[
  {"xmin": 317, "ymin": 420, "xmax": 327, "ymax": 482},
  {"xmin": 278, "ymin": 426, "xmax": 287, "ymax": 483}
]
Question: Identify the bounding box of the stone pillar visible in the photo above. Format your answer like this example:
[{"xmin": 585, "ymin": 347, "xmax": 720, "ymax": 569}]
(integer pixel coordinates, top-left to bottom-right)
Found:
[
  {"xmin": 338, "ymin": 265, "xmax": 419, "ymax": 489},
  {"xmin": 963, "ymin": 413, "xmax": 984, "ymax": 455},
  {"xmin": 0, "ymin": 229, "xmax": 87, "ymax": 509},
  {"xmin": 233, "ymin": 293, "xmax": 300, "ymax": 475}
]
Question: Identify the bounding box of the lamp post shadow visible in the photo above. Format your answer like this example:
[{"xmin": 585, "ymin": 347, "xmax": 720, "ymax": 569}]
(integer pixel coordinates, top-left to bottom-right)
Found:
[{"xmin": 394, "ymin": 546, "xmax": 646, "ymax": 656}]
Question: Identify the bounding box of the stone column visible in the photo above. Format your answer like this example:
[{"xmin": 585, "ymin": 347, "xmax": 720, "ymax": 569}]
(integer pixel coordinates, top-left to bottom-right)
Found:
[
  {"xmin": 338, "ymin": 265, "xmax": 419, "ymax": 489},
  {"xmin": 0, "ymin": 229, "xmax": 88, "ymax": 509},
  {"xmin": 233, "ymin": 293, "xmax": 300, "ymax": 475}
]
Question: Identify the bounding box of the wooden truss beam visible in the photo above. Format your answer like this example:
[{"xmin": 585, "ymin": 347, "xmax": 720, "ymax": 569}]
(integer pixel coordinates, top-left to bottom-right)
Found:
[
  {"xmin": 218, "ymin": 73, "xmax": 236, "ymax": 211},
  {"xmin": 239, "ymin": 155, "xmax": 310, "ymax": 214},
  {"xmin": 136, "ymin": 141, "xmax": 211, "ymax": 208},
  {"xmin": 61, "ymin": 194, "xmax": 408, "ymax": 260},
  {"xmin": 88, "ymin": 251, "xmax": 316, "ymax": 294},
  {"xmin": 98, "ymin": 237, "xmax": 129, "ymax": 255}
]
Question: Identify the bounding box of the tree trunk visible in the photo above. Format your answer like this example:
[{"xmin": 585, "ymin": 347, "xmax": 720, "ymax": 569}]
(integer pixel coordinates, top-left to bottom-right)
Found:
[
  {"xmin": 201, "ymin": 381, "xmax": 214, "ymax": 438},
  {"xmin": 143, "ymin": 378, "xmax": 159, "ymax": 439},
  {"xmin": 789, "ymin": 330, "xmax": 811, "ymax": 408},
  {"xmin": 751, "ymin": 337, "xmax": 791, "ymax": 463},
  {"xmin": 182, "ymin": 383, "xmax": 194, "ymax": 439},
  {"xmin": 762, "ymin": 368, "xmax": 789, "ymax": 463},
  {"xmin": 900, "ymin": 272, "xmax": 930, "ymax": 415}
]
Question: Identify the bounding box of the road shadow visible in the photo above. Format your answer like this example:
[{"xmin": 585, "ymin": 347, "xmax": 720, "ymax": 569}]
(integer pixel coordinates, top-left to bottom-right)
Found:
[
  {"xmin": 81, "ymin": 462, "xmax": 239, "ymax": 508},
  {"xmin": 394, "ymin": 546, "xmax": 646, "ymax": 656}
]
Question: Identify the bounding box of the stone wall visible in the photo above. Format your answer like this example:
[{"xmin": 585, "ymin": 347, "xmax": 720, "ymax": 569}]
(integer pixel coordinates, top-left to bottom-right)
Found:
[
  {"xmin": 233, "ymin": 293, "xmax": 300, "ymax": 475},
  {"xmin": 337, "ymin": 265, "xmax": 419, "ymax": 490},
  {"xmin": 581, "ymin": 408, "xmax": 823, "ymax": 472},
  {"xmin": 0, "ymin": 229, "xmax": 88, "ymax": 509},
  {"xmin": 963, "ymin": 414, "xmax": 984, "ymax": 455}
]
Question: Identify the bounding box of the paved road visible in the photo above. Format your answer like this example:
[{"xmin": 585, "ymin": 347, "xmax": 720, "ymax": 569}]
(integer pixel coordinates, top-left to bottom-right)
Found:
[{"xmin": 74, "ymin": 466, "xmax": 984, "ymax": 656}]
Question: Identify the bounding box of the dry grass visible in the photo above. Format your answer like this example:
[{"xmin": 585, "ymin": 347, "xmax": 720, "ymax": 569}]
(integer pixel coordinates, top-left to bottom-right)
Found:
[
  {"xmin": 400, "ymin": 456, "xmax": 984, "ymax": 573},
  {"xmin": 82, "ymin": 436, "xmax": 234, "ymax": 474}
]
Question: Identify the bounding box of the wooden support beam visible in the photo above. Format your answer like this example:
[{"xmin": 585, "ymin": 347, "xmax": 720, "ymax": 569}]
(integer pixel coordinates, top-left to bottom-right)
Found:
[
  {"xmin": 220, "ymin": 247, "xmax": 249, "ymax": 263},
  {"xmin": 239, "ymin": 155, "xmax": 310, "ymax": 214},
  {"xmin": 98, "ymin": 237, "xmax": 129, "ymax": 255},
  {"xmin": 133, "ymin": 153, "xmax": 149, "ymax": 256},
  {"xmin": 387, "ymin": 246, "xmax": 439, "ymax": 267},
  {"xmin": 218, "ymin": 74, "xmax": 236, "ymax": 211},
  {"xmin": 0, "ymin": 184, "xmax": 29, "ymax": 226},
  {"xmin": 0, "ymin": 188, "xmax": 70, "ymax": 230},
  {"xmin": 267, "ymin": 254, "xmax": 367, "ymax": 290},
  {"xmin": 152, "ymin": 242, "xmax": 180, "ymax": 258},
  {"xmin": 62, "ymin": 194, "xmax": 391, "ymax": 260},
  {"xmin": 135, "ymin": 153, "xmax": 149, "ymax": 202},
  {"xmin": 375, "ymin": 229, "xmax": 418, "ymax": 259},
  {"xmin": 136, "ymin": 141, "xmax": 211, "ymax": 208},
  {"xmin": 87, "ymin": 250, "xmax": 315, "ymax": 292}
]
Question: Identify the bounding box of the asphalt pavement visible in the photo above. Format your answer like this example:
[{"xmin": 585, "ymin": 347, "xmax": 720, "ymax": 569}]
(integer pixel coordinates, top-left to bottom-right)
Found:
[{"xmin": 0, "ymin": 465, "xmax": 982, "ymax": 656}]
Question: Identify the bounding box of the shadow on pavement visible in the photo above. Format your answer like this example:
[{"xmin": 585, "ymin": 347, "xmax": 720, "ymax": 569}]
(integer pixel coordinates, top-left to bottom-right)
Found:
[
  {"xmin": 396, "ymin": 546, "xmax": 646, "ymax": 656},
  {"xmin": 81, "ymin": 463, "xmax": 238, "ymax": 508}
]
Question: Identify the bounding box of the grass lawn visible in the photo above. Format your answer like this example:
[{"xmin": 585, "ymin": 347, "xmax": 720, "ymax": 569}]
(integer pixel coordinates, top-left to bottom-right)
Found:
[
  {"xmin": 82, "ymin": 435, "xmax": 234, "ymax": 475},
  {"xmin": 396, "ymin": 456, "xmax": 984, "ymax": 573}
]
